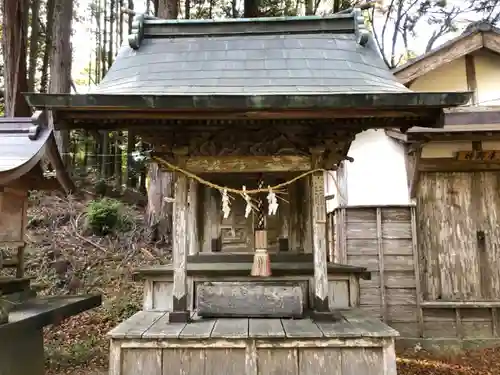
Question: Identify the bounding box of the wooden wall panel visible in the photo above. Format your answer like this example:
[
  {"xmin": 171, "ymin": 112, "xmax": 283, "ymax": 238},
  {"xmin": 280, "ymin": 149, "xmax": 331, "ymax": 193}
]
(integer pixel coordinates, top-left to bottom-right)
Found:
[
  {"xmin": 330, "ymin": 200, "xmax": 500, "ymax": 341},
  {"xmin": 340, "ymin": 206, "xmax": 419, "ymax": 329},
  {"xmin": 417, "ymin": 171, "xmax": 500, "ymax": 301}
]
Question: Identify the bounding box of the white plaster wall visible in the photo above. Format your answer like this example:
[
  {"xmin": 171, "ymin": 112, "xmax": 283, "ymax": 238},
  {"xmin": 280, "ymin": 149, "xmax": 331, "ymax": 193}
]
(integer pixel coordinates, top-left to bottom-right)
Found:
[
  {"xmin": 474, "ymin": 50, "xmax": 500, "ymax": 106},
  {"xmin": 325, "ymin": 129, "xmax": 410, "ymax": 211}
]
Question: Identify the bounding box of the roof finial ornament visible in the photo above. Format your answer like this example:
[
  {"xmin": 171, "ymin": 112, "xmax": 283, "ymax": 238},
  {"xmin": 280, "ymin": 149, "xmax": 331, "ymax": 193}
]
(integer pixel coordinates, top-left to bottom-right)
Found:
[
  {"xmin": 353, "ymin": 8, "xmax": 370, "ymax": 47},
  {"xmin": 128, "ymin": 13, "xmax": 145, "ymax": 50}
]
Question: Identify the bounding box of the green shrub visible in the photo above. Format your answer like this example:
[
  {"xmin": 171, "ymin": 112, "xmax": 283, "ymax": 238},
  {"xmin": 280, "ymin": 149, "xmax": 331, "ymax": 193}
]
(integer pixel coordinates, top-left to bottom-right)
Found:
[
  {"xmin": 85, "ymin": 198, "xmax": 130, "ymax": 236},
  {"xmin": 94, "ymin": 178, "xmax": 107, "ymax": 196}
]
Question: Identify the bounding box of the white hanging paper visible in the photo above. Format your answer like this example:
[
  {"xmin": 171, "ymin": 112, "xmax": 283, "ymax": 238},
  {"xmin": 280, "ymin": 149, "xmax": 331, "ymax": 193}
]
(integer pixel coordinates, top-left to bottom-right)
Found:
[
  {"xmin": 242, "ymin": 186, "xmax": 252, "ymax": 218},
  {"xmin": 221, "ymin": 188, "xmax": 231, "ymax": 219},
  {"xmin": 267, "ymin": 186, "xmax": 279, "ymax": 216}
]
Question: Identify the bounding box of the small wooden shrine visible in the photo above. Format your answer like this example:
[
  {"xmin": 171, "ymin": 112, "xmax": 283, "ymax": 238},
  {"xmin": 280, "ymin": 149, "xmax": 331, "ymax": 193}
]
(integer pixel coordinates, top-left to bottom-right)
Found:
[
  {"xmin": 26, "ymin": 9, "xmax": 470, "ymax": 375},
  {"xmin": 0, "ymin": 113, "xmax": 101, "ymax": 375}
]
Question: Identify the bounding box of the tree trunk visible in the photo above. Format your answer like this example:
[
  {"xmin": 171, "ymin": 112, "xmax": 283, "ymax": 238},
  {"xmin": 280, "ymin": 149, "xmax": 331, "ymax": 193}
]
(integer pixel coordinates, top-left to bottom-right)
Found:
[
  {"xmin": 126, "ymin": 130, "xmax": 137, "ymax": 188},
  {"xmin": 40, "ymin": 0, "xmax": 54, "ymax": 93},
  {"xmin": 146, "ymin": 163, "xmax": 173, "ymax": 243},
  {"xmin": 144, "ymin": 0, "xmax": 179, "ymax": 243},
  {"xmin": 109, "ymin": 0, "xmax": 115, "ymax": 71},
  {"xmin": 100, "ymin": 131, "xmax": 108, "ymax": 178},
  {"xmin": 28, "ymin": 0, "xmax": 40, "ymax": 92},
  {"xmin": 114, "ymin": 131, "xmax": 123, "ymax": 189},
  {"xmin": 102, "ymin": 0, "xmax": 108, "ymax": 77},
  {"xmin": 305, "ymin": 0, "xmax": 313, "ymax": 15},
  {"xmin": 2, "ymin": 0, "xmax": 31, "ymax": 117},
  {"xmin": 127, "ymin": 0, "xmax": 134, "ymax": 33},
  {"xmin": 157, "ymin": 0, "xmax": 178, "ymax": 18},
  {"xmin": 244, "ymin": 0, "xmax": 259, "ymax": 17},
  {"xmin": 48, "ymin": 0, "xmax": 73, "ymax": 166}
]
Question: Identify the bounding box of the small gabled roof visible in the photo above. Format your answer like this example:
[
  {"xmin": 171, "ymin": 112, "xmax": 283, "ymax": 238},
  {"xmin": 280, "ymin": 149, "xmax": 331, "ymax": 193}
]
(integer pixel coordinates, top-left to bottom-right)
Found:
[
  {"xmin": 385, "ymin": 106, "xmax": 500, "ymax": 142},
  {"xmin": 0, "ymin": 112, "xmax": 75, "ymax": 192},
  {"xmin": 393, "ymin": 21, "xmax": 500, "ymax": 84}
]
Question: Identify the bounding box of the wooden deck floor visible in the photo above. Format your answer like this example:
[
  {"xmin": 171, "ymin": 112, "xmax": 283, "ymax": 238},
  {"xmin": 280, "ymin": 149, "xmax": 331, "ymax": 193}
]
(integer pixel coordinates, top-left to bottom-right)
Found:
[{"xmin": 108, "ymin": 309, "xmax": 399, "ymax": 340}]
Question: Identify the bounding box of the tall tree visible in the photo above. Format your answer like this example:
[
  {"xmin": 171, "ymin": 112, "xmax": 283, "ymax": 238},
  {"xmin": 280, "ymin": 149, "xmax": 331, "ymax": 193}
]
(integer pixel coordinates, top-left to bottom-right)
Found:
[
  {"xmin": 2, "ymin": 0, "xmax": 30, "ymax": 116},
  {"xmin": 368, "ymin": 0, "xmax": 473, "ymax": 68},
  {"xmin": 244, "ymin": 0, "xmax": 259, "ymax": 17},
  {"xmin": 28, "ymin": 0, "xmax": 40, "ymax": 92},
  {"xmin": 40, "ymin": 0, "xmax": 55, "ymax": 93},
  {"xmin": 145, "ymin": 0, "xmax": 180, "ymax": 242},
  {"xmin": 48, "ymin": 0, "xmax": 73, "ymax": 164},
  {"xmin": 157, "ymin": 0, "xmax": 178, "ymax": 18}
]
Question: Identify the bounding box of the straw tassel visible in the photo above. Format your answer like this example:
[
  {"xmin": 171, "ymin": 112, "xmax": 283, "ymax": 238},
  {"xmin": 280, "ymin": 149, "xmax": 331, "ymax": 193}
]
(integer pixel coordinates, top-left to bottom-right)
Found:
[{"xmin": 251, "ymin": 176, "xmax": 271, "ymax": 277}]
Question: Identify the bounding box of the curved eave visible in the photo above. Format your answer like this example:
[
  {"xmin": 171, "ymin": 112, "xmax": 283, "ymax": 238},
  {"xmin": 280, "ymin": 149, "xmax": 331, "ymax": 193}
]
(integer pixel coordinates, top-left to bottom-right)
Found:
[
  {"xmin": 24, "ymin": 92, "xmax": 472, "ymax": 114},
  {"xmin": 0, "ymin": 149, "xmax": 47, "ymax": 187},
  {"xmin": 0, "ymin": 127, "xmax": 51, "ymax": 186},
  {"xmin": 0, "ymin": 126, "xmax": 75, "ymax": 193}
]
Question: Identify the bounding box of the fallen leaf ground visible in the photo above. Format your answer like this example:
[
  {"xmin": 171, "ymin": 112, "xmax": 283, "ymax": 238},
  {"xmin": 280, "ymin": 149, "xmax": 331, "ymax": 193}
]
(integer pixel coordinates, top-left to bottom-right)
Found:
[{"xmin": 5, "ymin": 191, "xmax": 499, "ymax": 375}]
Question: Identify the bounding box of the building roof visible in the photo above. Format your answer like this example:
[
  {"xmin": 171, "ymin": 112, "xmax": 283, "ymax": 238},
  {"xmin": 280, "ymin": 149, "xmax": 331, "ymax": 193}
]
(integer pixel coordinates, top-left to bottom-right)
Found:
[
  {"xmin": 393, "ymin": 21, "xmax": 500, "ymax": 84},
  {"xmin": 24, "ymin": 11, "xmax": 471, "ymax": 127},
  {"xmin": 0, "ymin": 112, "xmax": 75, "ymax": 192},
  {"xmin": 95, "ymin": 13, "xmax": 408, "ymax": 95},
  {"xmin": 385, "ymin": 107, "xmax": 500, "ymax": 142}
]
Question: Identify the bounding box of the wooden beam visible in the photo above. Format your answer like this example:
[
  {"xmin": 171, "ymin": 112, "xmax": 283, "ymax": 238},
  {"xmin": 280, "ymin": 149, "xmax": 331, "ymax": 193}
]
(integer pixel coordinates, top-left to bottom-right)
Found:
[
  {"xmin": 58, "ymin": 108, "xmax": 428, "ymax": 122},
  {"xmin": 376, "ymin": 208, "xmax": 387, "ymax": 323},
  {"xmin": 45, "ymin": 135, "xmax": 76, "ymax": 193},
  {"xmin": 422, "ymin": 301, "xmax": 500, "ymax": 308},
  {"xmin": 465, "ymin": 54, "xmax": 478, "ymax": 105},
  {"xmin": 408, "ymin": 132, "xmax": 500, "ymax": 142},
  {"xmin": 396, "ymin": 32, "xmax": 483, "ymax": 84},
  {"xmin": 483, "ymin": 31, "xmax": 500, "ymax": 54},
  {"xmin": 419, "ymin": 157, "xmax": 500, "ymax": 172},
  {"xmin": 177, "ymin": 155, "xmax": 312, "ymax": 173},
  {"xmin": 26, "ymin": 92, "xmax": 471, "ymax": 115},
  {"xmin": 406, "ymin": 123, "xmax": 500, "ymax": 142},
  {"xmin": 384, "ymin": 129, "xmax": 408, "ymax": 143},
  {"xmin": 445, "ymin": 110, "xmax": 500, "ymax": 126},
  {"xmin": 409, "ymin": 147, "xmax": 422, "ymax": 199},
  {"xmin": 410, "ymin": 206, "xmax": 424, "ymax": 338}
]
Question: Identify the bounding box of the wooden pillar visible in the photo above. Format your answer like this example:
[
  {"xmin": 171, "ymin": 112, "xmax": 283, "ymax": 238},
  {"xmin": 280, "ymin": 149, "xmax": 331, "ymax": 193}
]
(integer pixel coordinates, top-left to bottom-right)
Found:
[
  {"xmin": 170, "ymin": 172, "xmax": 190, "ymax": 322},
  {"xmin": 311, "ymin": 171, "xmax": 329, "ymax": 313},
  {"xmin": 302, "ymin": 177, "xmax": 312, "ymax": 253},
  {"xmin": 187, "ymin": 179, "xmax": 200, "ymax": 256},
  {"xmin": 278, "ymin": 193, "xmax": 289, "ymax": 251},
  {"xmin": 201, "ymin": 187, "xmax": 221, "ymax": 252},
  {"xmin": 288, "ymin": 183, "xmax": 300, "ymax": 252}
]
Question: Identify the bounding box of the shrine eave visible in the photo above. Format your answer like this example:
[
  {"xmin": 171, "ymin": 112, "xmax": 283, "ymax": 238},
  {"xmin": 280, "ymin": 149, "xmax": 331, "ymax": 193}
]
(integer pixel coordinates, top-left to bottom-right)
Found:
[{"xmin": 25, "ymin": 91, "xmax": 472, "ymax": 126}]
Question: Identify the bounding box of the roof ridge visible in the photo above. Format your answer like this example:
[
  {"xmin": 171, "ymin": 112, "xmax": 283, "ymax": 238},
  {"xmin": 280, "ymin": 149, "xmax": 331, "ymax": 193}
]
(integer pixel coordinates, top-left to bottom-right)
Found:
[
  {"xmin": 0, "ymin": 123, "xmax": 42, "ymax": 141},
  {"xmin": 128, "ymin": 10, "xmax": 372, "ymax": 50}
]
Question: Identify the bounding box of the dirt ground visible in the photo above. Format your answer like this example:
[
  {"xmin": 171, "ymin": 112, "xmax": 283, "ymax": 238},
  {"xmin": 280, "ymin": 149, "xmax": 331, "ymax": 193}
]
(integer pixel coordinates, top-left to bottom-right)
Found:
[{"xmin": 8, "ymin": 191, "xmax": 499, "ymax": 375}]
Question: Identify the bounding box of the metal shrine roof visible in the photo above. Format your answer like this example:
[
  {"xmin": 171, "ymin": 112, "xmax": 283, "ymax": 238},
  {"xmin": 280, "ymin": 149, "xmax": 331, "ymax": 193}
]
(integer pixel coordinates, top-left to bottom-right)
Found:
[
  {"xmin": 0, "ymin": 114, "xmax": 74, "ymax": 192},
  {"xmin": 24, "ymin": 10, "xmax": 471, "ymax": 123},
  {"xmin": 93, "ymin": 11, "xmax": 409, "ymax": 95}
]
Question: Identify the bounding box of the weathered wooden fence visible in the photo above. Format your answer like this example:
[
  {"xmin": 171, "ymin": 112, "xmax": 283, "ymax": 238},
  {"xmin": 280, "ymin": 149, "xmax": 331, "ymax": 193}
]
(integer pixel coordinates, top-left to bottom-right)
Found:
[{"xmin": 328, "ymin": 204, "xmax": 500, "ymax": 351}]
